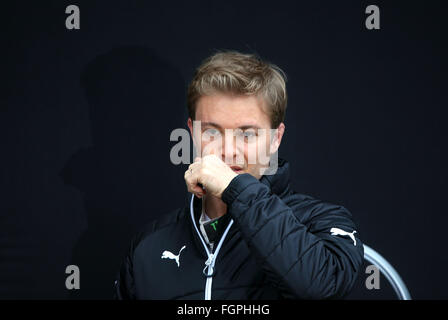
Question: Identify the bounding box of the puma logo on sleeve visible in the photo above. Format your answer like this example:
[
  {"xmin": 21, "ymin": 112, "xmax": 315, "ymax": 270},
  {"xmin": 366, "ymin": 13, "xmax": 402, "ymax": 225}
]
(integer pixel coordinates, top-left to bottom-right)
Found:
[
  {"xmin": 330, "ymin": 227, "xmax": 357, "ymax": 246},
  {"xmin": 161, "ymin": 245, "xmax": 186, "ymax": 267}
]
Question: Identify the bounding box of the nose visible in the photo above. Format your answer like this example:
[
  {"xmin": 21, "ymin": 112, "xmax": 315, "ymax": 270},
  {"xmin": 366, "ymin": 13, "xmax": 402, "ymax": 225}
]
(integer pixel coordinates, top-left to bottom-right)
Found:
[{"xmin": 221, "ymin": 130, "xmax": 244, "ymax": 165}]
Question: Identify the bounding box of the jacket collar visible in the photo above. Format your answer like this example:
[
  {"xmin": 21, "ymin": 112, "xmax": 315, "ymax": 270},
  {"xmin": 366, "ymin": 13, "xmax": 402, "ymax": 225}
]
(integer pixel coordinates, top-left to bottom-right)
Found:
[{"xmin": 259, "ymin": 157, "xmax": 292, "ymax": 198}]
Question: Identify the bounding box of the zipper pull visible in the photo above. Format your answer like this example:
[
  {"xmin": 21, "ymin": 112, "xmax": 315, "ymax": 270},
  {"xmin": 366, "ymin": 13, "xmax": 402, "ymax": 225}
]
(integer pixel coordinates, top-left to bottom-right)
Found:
[
  {"xmin": 205, "ymin": 254, "xmax": 214, "ymax": 266},
  {"xmin": 203, "ymin": 254, "xmax": 214, "ymax": 276}
]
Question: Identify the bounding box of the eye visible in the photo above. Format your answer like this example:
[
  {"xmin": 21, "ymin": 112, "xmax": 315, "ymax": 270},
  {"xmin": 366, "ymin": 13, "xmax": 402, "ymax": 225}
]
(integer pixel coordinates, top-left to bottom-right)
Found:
[
  {"xmin": 202, "ymin": 128, "xmax": 221, "ymax": 139},
  {"xmin": 243, "ymin": 130, "xmax": 257, "ymax": 138}
]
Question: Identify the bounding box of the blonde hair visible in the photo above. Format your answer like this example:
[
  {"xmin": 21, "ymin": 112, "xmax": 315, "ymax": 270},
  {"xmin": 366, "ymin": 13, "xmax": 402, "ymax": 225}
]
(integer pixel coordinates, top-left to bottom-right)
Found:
[{"xmin": 187, "ymin": 50, "xmax": 287, "ymax": 128}]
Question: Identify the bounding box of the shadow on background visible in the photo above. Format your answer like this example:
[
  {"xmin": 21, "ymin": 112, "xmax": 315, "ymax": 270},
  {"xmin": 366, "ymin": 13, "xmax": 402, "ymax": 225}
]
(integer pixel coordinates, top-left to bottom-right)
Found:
[{"xmin": 60, "ymin": 46, "xmax": 187, "ymax": 299}]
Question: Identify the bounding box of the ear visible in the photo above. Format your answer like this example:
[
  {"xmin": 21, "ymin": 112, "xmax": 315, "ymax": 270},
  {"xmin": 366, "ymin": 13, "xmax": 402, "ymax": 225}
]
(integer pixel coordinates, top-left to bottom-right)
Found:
[
  {"xmin": 270, "ymin": 122, "xmax": 285, "ymax": 154},
  {"xmin": 187, "ymin": 117, "xmax": 194, "ymax": 137}
]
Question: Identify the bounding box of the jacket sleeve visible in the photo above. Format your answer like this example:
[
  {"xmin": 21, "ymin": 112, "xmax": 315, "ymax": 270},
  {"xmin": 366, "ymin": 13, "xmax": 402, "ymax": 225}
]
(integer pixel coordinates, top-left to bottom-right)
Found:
[
  {"xmin": 114, "ymin": 235, "xmax": 138, "ymax": 300},
  {"xmin": 222, "ymin": 173, "xmax": 364, "ymax": 299}
]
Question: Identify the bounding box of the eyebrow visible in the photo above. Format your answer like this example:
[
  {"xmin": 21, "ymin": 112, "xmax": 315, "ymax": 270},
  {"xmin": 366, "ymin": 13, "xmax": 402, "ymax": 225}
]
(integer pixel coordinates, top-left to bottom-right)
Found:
[{"xmin": 201, "ymin": 122, "xmax": 262, "ymax": 130}]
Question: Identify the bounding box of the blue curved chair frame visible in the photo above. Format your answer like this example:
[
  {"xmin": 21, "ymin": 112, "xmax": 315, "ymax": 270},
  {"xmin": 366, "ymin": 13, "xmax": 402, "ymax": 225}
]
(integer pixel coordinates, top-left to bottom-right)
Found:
[{"xmin": 363, "ymin": 244, "xmax": 411, "ymax": 300}]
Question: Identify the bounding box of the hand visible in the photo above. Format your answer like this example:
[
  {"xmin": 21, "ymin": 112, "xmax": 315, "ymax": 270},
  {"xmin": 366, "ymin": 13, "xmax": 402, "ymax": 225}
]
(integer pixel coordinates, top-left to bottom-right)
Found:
[{"xmin": 184, "ymin": 155, "xmax": 238, "ymax": 199}]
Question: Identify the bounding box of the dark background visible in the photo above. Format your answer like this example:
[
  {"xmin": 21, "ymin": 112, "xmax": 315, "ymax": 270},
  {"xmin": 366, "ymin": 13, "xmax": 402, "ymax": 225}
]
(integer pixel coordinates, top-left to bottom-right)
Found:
[{"xmin": 1, "ymin": 0, "xmax": 446, "ymax": 299}]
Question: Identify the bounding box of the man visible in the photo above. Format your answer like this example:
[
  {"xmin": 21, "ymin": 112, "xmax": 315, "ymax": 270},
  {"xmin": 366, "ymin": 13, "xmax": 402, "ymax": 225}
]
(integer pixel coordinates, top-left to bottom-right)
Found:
[{"xmin": 114, "ymin": 51, "xmax": 364, "ymax": 299}]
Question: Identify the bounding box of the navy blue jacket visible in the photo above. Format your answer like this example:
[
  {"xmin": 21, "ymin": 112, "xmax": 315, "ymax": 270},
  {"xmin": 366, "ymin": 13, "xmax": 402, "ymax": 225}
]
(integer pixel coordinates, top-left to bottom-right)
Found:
[{"xmin": 114, "ymin": 159, "xmax": 364, "ymax": 299}]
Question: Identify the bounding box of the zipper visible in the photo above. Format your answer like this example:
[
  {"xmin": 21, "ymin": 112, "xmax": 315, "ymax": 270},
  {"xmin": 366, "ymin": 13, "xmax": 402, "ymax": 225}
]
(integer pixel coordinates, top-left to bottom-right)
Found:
[
  {"xmin": 190, "ymin": 195, "xmax": 234, "ymax": 300},
  {"xmin": 204, "ymin": 255, "xmax": 214, "ymax": 300}
]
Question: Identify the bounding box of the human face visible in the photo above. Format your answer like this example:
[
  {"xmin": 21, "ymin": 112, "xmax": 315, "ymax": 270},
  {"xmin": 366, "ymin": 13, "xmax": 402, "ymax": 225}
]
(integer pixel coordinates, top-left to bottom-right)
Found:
[{"xmin": 187, "ymin": 93, "xmax": 285, "ymax": 179}]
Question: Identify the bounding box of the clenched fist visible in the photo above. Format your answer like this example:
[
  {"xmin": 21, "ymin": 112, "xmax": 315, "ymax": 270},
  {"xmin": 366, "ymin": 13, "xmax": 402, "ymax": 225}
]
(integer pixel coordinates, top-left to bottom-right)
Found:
[{"xmin": 184, "ymin": 155, "xmax": 238, "ymax": 199}]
